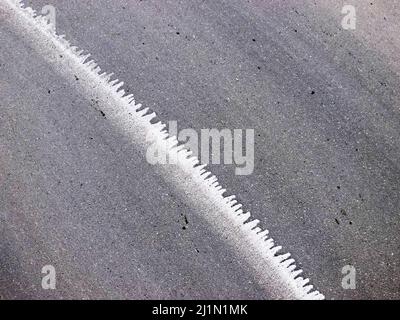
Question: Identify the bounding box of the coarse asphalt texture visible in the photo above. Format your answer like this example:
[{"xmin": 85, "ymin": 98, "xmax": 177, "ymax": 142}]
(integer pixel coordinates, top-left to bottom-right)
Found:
[{"xmin": 1, "ymin": 0, "xmax": 399, "ymax": 299}]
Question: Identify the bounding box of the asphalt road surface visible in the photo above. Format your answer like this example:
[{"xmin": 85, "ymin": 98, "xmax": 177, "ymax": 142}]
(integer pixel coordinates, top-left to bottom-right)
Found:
[{"xmin": 1, "ymin": 0, "xmax": 399, "ymax": 299}]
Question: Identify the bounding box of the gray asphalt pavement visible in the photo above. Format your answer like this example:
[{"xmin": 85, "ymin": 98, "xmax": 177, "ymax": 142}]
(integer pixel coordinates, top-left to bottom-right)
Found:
[{"xmin": 1, "ymin": 0, "xmax": 399, "ymax": 299}]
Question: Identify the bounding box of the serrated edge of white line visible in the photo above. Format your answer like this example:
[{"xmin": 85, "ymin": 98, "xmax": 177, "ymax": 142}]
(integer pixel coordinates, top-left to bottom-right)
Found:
[{"xmin": 4, "ymin": 0, "xmax": 324, "ymax": 300}]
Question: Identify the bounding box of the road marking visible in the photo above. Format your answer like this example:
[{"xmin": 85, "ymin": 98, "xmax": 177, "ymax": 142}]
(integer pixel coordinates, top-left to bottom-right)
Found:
[{"xmin": 1, "ymin": 0, "xmax": 324, "ymax": 299}]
